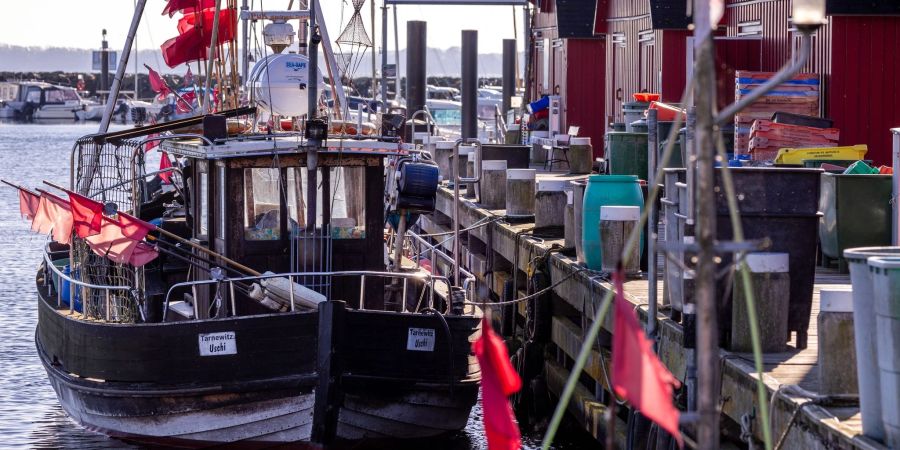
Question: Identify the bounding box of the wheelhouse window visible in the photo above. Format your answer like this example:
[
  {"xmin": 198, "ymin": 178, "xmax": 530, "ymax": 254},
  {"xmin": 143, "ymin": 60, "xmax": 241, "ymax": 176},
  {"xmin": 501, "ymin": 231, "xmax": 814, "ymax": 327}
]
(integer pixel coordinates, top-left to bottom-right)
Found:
[
  {"xmin": 286, "ymin": 167, "xmax": 366, "ymax": 239},
  {"xmin": 243, "ymin": 168, "xmax": 281, "ymax": 240},
  {"xmin": 199, "ymin": 172, "xmax": 209, "ymax": 237}
]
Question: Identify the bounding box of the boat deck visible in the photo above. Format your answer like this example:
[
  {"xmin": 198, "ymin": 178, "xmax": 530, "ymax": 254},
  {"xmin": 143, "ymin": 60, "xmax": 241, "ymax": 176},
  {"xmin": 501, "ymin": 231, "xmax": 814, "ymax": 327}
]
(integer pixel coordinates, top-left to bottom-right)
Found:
[{"xmin": 419, "ymin": 173, "xmax": 886, "ymax": 449}]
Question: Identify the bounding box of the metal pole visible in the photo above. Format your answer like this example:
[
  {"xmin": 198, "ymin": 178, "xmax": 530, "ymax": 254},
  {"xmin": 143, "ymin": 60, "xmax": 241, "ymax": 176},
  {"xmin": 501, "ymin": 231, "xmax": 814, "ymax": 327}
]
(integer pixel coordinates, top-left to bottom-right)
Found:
[
  {"xmin": 894, "ymin": 129, "xmax": 900, "ymax": 245},
  {"xmin": 461, "ymin": 30, "xmax": 478, "ymax": 140},
  {"xmin": 393, "ymin": 5, "xmax": 400, "ymax": 102},
  {"xmin": 307, "ymin": 0, "xmax": 320, "ymax": 233},
  {"xmin": 406, "ymin": 21, "xmax": 427, "ymax": 117},
  {"xmin": 241, "ymin": 0, "xmax": 249, "ymax": 82},
  {"xmin": 647, "ymin": 108, "xmax": 659, "ymax": 339},
  {"xmin": 522, "ymin": 4, "xmax": 532, "ymax": 105},
  {"xmin": 99, "ymin": 1, "xmax": 147, "ymax": 133},
  {"xmin": 204, "ymin": 0, "xmax": 224, "ymax": 114},
  {"xmin": 692, "ymin": 0, "xmax": 720, "ymax": 447},
  {"xmin": 381, "ymin": 3, "xmax": 389, "ymax": 105},
  {"xmin": 502, "ymin": 38, "xmax": 516, "ymax": 117},
  {"xmin": 371, "ymin": 0, "xmax": 377, "ymax": 99},
  {"xmin": 101, "ymin": 30, "xmax": 109, "ymax": 99}
]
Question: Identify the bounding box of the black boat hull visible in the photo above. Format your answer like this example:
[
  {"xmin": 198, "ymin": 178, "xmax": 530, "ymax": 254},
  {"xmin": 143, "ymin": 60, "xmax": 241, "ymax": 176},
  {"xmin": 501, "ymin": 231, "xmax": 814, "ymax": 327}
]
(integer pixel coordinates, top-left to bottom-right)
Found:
[{"xmin": 35, "ymin": 276, "xmax": 481, "ymax": 447}]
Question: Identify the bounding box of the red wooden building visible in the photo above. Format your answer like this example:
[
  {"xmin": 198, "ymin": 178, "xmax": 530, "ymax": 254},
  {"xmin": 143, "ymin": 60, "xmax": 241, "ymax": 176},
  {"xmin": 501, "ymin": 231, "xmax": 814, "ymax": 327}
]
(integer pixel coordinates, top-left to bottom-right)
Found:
[{"xmin": 527, "ymin": 0, "xmax": 900, "ymax": 164}]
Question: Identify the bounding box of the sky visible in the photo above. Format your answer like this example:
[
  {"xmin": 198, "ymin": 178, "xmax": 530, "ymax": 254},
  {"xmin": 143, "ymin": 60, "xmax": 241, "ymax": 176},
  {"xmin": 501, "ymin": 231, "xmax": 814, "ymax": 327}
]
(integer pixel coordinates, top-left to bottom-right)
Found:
[{"xmin": 0, "ymin": 1, "xmax": 524, "ymax": 54}]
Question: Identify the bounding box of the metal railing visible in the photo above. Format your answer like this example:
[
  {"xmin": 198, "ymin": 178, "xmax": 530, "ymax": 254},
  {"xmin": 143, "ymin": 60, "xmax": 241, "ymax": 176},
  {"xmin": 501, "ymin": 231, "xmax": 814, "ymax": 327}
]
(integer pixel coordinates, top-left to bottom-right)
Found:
[
  {"xmin": 402, "ymin": 230, "xmax": 477, "ymax": 301},
  {"xmin": 161, "ymin": 270, "xmax": 463, "ymax": 322},
  {"xmin": 43, "ymin": 245, "xmax": 135, "ymax": 322}
]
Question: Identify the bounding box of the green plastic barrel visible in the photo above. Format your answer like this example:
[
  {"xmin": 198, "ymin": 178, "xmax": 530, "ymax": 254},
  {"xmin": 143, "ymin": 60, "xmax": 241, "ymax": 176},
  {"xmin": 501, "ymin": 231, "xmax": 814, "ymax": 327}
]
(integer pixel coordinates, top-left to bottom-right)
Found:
[
  {"xmin": 606, "ymin": 132, "xmax": 649, "ymax": 180},
  {"xmin": 819, "ymin": 173, "xmax": 893, "ymax": 269},
  {"xmin": 582, "ymin": 175, "xmax": 644, "ymax": 270}
]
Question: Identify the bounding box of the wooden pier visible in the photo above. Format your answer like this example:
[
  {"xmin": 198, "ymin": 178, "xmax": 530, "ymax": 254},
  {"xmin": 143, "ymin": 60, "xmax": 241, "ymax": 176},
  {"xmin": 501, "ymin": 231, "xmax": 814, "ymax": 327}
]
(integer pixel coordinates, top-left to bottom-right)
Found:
[{"xmin": 418, "ymin": 172, "xmax": 887, "ymax": 449}]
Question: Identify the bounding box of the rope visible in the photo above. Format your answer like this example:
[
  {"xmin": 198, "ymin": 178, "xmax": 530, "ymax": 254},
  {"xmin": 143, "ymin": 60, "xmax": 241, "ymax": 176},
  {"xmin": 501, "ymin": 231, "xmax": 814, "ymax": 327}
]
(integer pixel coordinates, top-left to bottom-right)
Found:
[
  {"xmin": 464, "ymin": 268, "xmax": 587, "ymax": 306},
  {"xmin": 413, "ymin": 215, "xmax": 502, "ymax": 238}
]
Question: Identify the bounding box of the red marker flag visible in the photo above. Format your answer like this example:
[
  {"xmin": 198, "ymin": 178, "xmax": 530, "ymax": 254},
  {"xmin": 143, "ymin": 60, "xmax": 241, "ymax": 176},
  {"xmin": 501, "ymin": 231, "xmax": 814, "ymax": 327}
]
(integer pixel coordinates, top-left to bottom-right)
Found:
[
  {"xmin": 159, "ymin": 152, "xmax": 173, "ymax": 184},
  {"xmin": 473, "ymin": 317, "xmax": 522, "ymax": 450},
  {"xmin": 85, "ymin": 216, "xmax": 140, "ymax": 265},
  {"xmin": 128, "ymin": 242, "xmax": 159, "ymax": 267},
  {"xmin": 68, "ymin": 192, "xmax": 104, "ymax": 238},
  {"xmin": 18, "ymin": 188, "xmax": 40, "ymax": 220},
  {"xmin": 611, "ymin": 269, "xmax": 683, "ymax": 447},
  {"xmin": 117, "ymin": 212, "xmax": 156, "ymax": 242},
  {"xmin": 162, "ymin": 0, "xmax": 215, "ymax": 17},
  {"xmin": 44, "ymin": 192, "xmax": 74, "ymax": 245},
  {"xmin": 147, "ymin": 66, "xmax": 171, "ymax": 96}
]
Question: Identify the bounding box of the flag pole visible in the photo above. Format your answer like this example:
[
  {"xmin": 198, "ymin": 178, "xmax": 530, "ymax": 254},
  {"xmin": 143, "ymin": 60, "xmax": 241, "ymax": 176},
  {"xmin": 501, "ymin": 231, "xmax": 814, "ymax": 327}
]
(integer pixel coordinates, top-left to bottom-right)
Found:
[
  {"xmin": 204, "ymin": 0, "xmax": 224, "ymax": 114},
  {"xmin": 144, "ymin": 64, "xmax": 195, "ymax": 111},
  {"xmin": 1, "ymin": 179, "xmax": 40, "ymax": 197},
  {"xmin": 100, "ymin": 0, "xmax": 148, "ymax": 133},
  {"xmin": 41, "ymin": 180, "xmax": 262, "ymax": 277}
]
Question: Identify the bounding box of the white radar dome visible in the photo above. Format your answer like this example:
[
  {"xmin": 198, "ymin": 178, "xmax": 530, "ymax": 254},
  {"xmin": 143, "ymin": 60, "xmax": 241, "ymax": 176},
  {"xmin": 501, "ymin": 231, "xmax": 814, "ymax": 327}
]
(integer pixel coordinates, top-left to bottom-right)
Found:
[{"xmin": 247, "ymin": 53, "xmax": 324, "ymax": 117}]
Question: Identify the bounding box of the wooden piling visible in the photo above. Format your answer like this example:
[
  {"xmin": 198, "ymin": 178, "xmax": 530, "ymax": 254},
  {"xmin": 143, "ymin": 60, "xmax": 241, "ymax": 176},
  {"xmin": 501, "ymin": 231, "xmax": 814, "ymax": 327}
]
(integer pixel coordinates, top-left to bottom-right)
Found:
[
  {"xmin": 434, "ymin": 141, "xmax": 455, "ymax": 184},
  {"xmin": 480, "ymin": 160, "xmax": 507, "ymax": 209},
  {"xmin": 535, "ymin": 179, "xmax": 568, "ymax": 231},
  {"xmin": 506, "ymin": 169, "xmax": 536, "ymax": 217},
  {"xmin": 731, "ymin": 253, "xmax": 790, "ymax": 353},
  {"xmin": 818, "ymin": 289, "xmax": 859, "ymax": 395},
  {"xmin": 599, "ymin": 206, "xmax": 640, "ymax": 275},
  {"xmin": 572, "ymin": 180, "xmax": 588, "ymax": 264},
  {"xmin": 564, "ymin": 190, "xmax": 576, "ymax": 248},
  {"xmin": 567, "ymin": 137, "xmax": 593, "ymax": 174}
]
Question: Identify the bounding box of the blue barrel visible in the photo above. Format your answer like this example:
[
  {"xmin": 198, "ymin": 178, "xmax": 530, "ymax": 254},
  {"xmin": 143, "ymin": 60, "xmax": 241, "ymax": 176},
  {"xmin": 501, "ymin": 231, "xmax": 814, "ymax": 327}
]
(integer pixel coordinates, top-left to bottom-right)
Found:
[
  {"xmin": 582, "ymin": 175, "xmax": 644, "ymax": 270},
  {"xmin": 527, "ymin": 96, "xmax": 550, "ymax": 114}
]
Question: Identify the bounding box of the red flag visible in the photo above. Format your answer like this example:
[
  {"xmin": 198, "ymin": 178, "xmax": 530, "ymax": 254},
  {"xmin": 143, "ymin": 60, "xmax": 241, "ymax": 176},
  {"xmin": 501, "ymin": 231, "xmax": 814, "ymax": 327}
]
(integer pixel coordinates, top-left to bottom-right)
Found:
[
  {"xmin": 159, "ymin": 152, "xmax": 173, "ymax": 183},
  {"xmin": 162, "ymin": 0, "xmax": 215, "ymax": 17},
  {"xmin": 611, "ymin": 270, "xmax": 683, "ymax": 447},
  {"xmin": 117, "ymin": 212, "xmax": 156, "ymax": 241},
  {"xmin": 147, "ymin": 66, "xmax": 171, "ymax": 96},
  {"xmin": 68, "ymin": 192, "xmax": 104, "ymax": 238},
  {"xmin": 144, "ymin": 133, "xmax": 160, "ymax": 152},
  {"xmin": 183, "ymin": 66, "xmax": 194, "ymax": 87},
  {"xmin": 43, "ymin": 192, "xmax": 74, "ymax": 245},
  {"xmin": 473, "ymin": 317, "xmax": 521, "ymax": 450},
  {"xmin": 29, "ymin": 191, "xmax": 73, "ymax": 244},
  {"xmin": 18, "ymin": 188, "xmax": 40, "ymax": 220},
  {"xmin": 129, "ymin": 242, "xmax": 160, "ymax": 267},
  {"xmin": 161, "ymin": 8, "xmax": 235, "ymax": 68},
  {"xmin": 85, "ymin": 216, "xmax": 140, "ymax": 265}
]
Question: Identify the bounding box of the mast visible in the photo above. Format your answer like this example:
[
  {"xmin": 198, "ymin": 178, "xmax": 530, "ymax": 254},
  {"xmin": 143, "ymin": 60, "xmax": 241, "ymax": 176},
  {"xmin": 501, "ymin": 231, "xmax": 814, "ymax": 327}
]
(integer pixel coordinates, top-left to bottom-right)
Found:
[
  {"xmin": 204, "ymin": 0, "xmax": 224, "ymax": 114},
  {"xmin": 99, "ymin": 0, "xmax": 147, "ymax": 133},
  {"xmin": 380, "ymin": 2, "xmax": 388, "ymax": 104},
  {"xmin": 306, "ymin": 0, "xmax": 321, "ymax": 233},
  {"xmin": 691, "ymin": 0, "xmax": 720, "ymax": 447},
  {"xmin": 371, "ymin": 0, "xmax": 377, "ymax": 100}
]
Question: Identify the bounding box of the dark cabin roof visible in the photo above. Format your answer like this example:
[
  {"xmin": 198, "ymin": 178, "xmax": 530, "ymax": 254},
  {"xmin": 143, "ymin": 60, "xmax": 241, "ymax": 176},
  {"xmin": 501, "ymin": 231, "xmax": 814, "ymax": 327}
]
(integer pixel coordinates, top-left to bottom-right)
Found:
[{"xmin": 826, "ymin": 0, "xmax": 900, "ymax": 15}]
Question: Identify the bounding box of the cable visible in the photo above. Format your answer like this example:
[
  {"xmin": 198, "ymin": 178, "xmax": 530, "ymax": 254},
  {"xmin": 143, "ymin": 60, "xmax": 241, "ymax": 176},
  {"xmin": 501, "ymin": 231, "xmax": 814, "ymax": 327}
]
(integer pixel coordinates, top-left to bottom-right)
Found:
[
  {"xmin": 465, "ymin": 267, "xmax": 587, "ymax": 306},
  {"xmin": 414, "ymin": 215, "xmax": 502, "ymax": 238}
]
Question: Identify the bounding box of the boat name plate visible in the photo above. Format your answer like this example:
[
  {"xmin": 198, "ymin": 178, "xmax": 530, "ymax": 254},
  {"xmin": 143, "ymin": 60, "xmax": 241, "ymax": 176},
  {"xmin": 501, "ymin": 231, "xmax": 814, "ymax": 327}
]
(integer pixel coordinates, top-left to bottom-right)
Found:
[
  {"xmin": 198, "ymin": 332, "xmax": 237, "ymax": 356},
  {"xmin": 406, "ymin": 328, "xmax": 436, "ymax": 352}
]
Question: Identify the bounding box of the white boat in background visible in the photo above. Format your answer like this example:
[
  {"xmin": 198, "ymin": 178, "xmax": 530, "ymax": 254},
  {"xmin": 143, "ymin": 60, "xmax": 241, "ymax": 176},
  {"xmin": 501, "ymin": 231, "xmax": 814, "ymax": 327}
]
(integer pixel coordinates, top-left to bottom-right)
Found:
[{"xmin": 15, "ymin": 82, "xmax": 97, "ymax": 120}]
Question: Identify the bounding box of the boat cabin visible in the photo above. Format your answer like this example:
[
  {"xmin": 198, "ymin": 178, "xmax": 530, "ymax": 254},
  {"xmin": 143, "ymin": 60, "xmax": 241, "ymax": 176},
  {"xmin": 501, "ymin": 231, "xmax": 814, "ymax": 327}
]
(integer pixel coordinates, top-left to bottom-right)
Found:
[{"xmin": 160, "ymin": 138, "xmax": 390, "ymax": 318}]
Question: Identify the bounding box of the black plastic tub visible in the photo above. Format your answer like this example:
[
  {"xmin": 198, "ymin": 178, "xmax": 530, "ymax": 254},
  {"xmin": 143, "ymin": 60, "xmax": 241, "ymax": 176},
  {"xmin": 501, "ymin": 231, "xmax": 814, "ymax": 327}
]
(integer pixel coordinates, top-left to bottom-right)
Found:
[
  {"xmin": 480, "ymin": 144, "xmax": 531, "ymax": 169},
  {"xmin": 713, "ymin": 167, "xmax": 823, "ymax": 349}
]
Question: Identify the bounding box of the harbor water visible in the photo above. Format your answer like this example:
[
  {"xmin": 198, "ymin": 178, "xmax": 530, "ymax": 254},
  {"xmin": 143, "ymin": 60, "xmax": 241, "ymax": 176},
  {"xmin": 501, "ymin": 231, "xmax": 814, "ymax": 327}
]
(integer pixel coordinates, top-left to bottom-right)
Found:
[{"xmin": 0, "ymin": 122, "xmax": 589, "ymax": 449}]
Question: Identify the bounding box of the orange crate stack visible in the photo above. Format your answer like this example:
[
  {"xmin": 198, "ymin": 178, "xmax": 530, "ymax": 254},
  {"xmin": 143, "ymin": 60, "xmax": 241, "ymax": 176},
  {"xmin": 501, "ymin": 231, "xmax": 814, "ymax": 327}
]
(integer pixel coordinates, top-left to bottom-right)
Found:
[
  {"xmin": 734, "ymin": 71, "xmax": 821, "ymax": 156},
  {"xmin": 748, "ymin": 119, "xmax": 839, "ymax": 161}
]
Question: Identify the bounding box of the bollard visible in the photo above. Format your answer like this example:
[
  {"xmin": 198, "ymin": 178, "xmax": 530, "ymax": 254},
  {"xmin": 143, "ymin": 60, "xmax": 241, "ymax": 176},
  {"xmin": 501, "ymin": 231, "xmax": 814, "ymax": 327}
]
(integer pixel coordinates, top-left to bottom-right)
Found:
[
  {"xmin": 535, "ymin": 179, "xmax": 567, "ymax": 231},
  {"xmin": 506, "ymin": 169, "xmax": 536, "ymax": 218},
  {"xmin": 564, "ymin": 189, "xmax": 576, "ymax": 249},
  {"xmin": 818, "ymin": 288, "xmax": 859, "ymax": 396},
  {"xmin": 480, "ymin": 160, "xmax": 507, "ymax": 209},
  {"xmin": 568, "ymin": 136, "xmax": 593, "ymax": 174},
  {"xmin": 730, "ymin": 253, "xmax": 790, "ymax": 353},
  {"xmin": 599, "ymin": 206, "xmax": 640, "ymax": 275},
  {"xmin": 434, "ymin": 141, "xmax": 455, "ymax": 183}
]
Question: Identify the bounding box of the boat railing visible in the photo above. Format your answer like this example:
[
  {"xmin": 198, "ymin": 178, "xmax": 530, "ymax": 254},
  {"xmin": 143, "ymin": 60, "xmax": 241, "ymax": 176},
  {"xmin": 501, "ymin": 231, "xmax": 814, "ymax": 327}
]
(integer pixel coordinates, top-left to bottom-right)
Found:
[
  {"xmin": 161, "ymin": 270, "xmax": 467, "ymax": 322},
  {"xmin": 42, "ymin": 244, "xmax": 135, "ymax": 322},
  {"xmin": 403, "ymin": 230, "xmax": 477, "ymax": 300}
]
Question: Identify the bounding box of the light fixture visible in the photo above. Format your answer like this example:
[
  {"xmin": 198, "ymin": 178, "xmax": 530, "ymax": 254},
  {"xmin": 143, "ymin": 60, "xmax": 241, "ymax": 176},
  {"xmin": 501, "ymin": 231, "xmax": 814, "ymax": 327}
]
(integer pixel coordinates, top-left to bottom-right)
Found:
[
  {"xmin": 792, "ymin": 0, "xmax": 826, "ymax": 32},
  {"xmin": 305, "ymin": 118, "xmax": 328, "ymax": 141}
]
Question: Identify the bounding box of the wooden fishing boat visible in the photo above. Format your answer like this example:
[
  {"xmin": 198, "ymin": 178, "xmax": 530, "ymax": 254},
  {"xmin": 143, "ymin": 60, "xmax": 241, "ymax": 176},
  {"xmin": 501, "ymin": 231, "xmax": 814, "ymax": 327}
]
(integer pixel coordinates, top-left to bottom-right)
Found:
[{"xmin": 32, "ymin": 119, "xmax": 482, "ymax": 447}]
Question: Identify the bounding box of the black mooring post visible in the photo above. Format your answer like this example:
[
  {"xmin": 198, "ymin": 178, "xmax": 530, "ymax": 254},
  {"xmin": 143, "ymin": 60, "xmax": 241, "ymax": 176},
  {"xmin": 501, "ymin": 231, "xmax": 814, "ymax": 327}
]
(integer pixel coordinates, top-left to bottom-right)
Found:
[
  {"xmin": 461, "ymin": 30, "xmax": 478, "ymax": 140},
  {"xmin": 502, "ymin": 38, "xmax": 516, "ymax": 117},
  {"xmin": 311, "ymin": 300, "xmax": 346, "ymax": 445},
  {"xmin": 406, "ymin": 21, "xmax": 427, "ymax": 116},
  {"xmin": 101, "ymin": 29, "xmax": 110, "ymax": 98}
]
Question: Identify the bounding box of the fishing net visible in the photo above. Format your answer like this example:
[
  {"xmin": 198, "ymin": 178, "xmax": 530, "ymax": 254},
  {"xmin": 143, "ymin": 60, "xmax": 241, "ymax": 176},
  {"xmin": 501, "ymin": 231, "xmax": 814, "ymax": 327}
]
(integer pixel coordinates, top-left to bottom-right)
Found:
[{"xmin": 335, "ymin": 0, "xmax": 372, "ymax": 83}]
